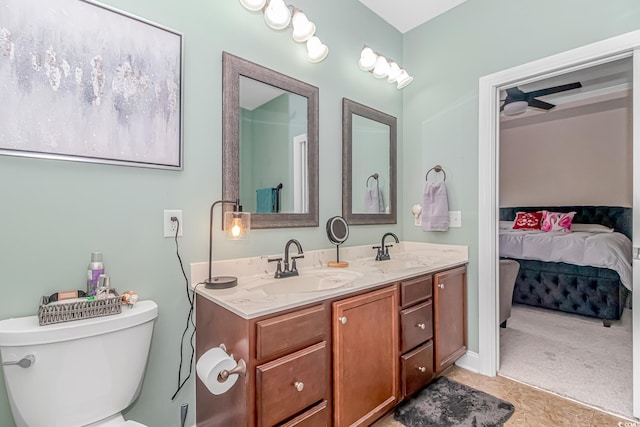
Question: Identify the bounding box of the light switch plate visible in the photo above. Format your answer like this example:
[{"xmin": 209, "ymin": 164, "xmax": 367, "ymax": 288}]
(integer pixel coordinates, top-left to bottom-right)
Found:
[{"xmin": 449, "ymin": 211, "xmax": 462, "ymax": 227}]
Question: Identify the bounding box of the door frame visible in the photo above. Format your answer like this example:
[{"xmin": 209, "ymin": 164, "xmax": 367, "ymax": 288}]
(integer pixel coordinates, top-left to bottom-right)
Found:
[{"xmin": 477, "ymin": 30, "xmax": 640, "ymax": 416}]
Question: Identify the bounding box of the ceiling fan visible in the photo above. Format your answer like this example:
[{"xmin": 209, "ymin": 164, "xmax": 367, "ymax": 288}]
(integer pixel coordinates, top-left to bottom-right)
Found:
[{"xmin": 501, "ymin": 82, "xmax": 582, "ymax": 116}]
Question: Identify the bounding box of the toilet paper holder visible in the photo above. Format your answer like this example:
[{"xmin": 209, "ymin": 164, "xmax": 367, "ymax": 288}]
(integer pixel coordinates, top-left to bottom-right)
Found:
[{"xmin": 217, "ymin": 344, "xmax": 247, "ymax": 382}]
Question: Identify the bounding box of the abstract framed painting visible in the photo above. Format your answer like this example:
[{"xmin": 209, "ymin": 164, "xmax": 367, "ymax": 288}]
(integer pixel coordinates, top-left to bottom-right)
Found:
[{"xmin": 0, "ymin": 0, "xmax": 184, "ymax": 169}]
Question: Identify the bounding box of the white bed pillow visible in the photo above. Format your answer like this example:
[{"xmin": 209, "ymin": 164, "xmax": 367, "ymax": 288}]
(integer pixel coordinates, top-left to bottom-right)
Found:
[
  {"xmin": 499, "ymin": 220, "xmax": 514, "ymax": 230},
  {"xmin": 571, "ymin": 223, "xmax": 614, "ymax": 233}
]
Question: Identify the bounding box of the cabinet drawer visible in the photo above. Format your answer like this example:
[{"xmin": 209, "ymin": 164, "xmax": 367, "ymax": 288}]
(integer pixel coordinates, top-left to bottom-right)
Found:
[
  {"xmin": 257, "ymin": 342, "xmax": 327, "ymax": 427},
  {"xmin": 278, "ymin": 400, "xmax": 328, "ymax": 427},
  {"xmin": 401, "ymin": 341, "xmax": 434, "ymax": 397},
  {"xmin": 400, "ymin": 300, "xmax": 433, "ymax": 353},
  {"xmin": 400, "ymin": 275, "xmax": 432, "ymax": 308},
  {"xmin": 256, "ymin": 305, "xmax": 326, "ymax": 360}
]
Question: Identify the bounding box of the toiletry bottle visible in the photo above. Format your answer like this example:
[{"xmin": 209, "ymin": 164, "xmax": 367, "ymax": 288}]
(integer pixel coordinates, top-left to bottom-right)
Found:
[{"xmin": 87, "ymin": 252, "xmax": 104, "ymax": 296}]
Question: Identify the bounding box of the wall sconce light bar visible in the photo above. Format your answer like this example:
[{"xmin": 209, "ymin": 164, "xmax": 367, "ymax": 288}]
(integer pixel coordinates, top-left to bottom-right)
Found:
[
  {"xmin": 239, "ymin": 0, "xmax": 329, "ymax": 63},
  {"xmin": 359, "ymin": 46, "xmax": 413, "ymax": 89}
]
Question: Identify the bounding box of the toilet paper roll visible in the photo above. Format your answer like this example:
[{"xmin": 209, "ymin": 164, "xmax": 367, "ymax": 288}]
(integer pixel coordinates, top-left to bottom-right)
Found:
[{"xmin": 196, "ymin": 347, "xmax": 239, "ymax": 395}]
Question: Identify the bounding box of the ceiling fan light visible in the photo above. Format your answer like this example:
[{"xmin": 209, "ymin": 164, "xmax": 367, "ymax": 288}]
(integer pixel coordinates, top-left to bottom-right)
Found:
[
  {"xmin": 306, "ymin": 36, "xmax": 328, "ymax": 63},
  {"xmin": 372, "ymin": 56, "xmax": 390, "ymax": 79},
  {"xmin": 503, "ymin": 100, "xmax": 528, "ymax": 116},
  {"xmin": 264, "ymin": 0, "xmax": 291, "ymax": 30},
  {"xmin": 396, "ymin": 69, "xmax": 413, "ymax": 89},
  {"xmin": 359, "ymin": 47, "xmax": 377, "ymax": 71},
  {"xmin": 239, "ymin": 0, "xmax": 267, "ymax": 11},
  {"xmin": 291, "ymin": 10, "xmax": 315, "ymax": 42}
]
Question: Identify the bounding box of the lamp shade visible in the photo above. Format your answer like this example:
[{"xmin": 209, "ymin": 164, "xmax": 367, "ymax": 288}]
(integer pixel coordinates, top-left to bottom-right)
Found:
[
  {"xmin": 291, "ymin": 10, "xmax": 315, "ymax": 42},
  {"xmin": 306, "ymin": 36, "xmax": 328, "ymax": 63},
  {"xmin": 503, "ymin": 100, "xmax": 528, "ymax": 116},
  {"xmin": 372, "ymin": 56, "xmax": 390, "ymax": 79},
  {"xmin": 263, "ymin": 0, "xmax": 291, "ymax": 30},
  {"xmin": 387, "ymin": 61, "xmax": 401, "ymax": 83},
  {"xmin": 239, "ymin": 0, "xmax": 266, "ymax": 11},
  {"xmin": 224, "ymin": 211, "xmax": 250, "ymax": 240},
  {"xmin": 396, "ymin": 69, "xmax": 414, "ymax": 89},
  {"xmin": 359, "ymin": 47, "xmax": 377, "ymax": 71}
]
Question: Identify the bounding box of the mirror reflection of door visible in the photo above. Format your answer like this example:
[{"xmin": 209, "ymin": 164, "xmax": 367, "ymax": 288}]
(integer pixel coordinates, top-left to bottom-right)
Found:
[
  {"xmin": 238, "ymin": 76, "xmax": 308, "ymax": 214},
  {"xmin": 351, "ymin": 114, "xmax": 390, "ymax": 214}
]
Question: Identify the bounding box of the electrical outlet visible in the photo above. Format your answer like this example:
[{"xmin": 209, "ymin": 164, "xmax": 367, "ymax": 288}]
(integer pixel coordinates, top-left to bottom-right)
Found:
[
  {"xmin": 448, "ymin": 211, "xmax": 462, "ymax": 228},
  {"xmin": 164, "ymin": 210, "xmax": 183, "ymax": 237}
]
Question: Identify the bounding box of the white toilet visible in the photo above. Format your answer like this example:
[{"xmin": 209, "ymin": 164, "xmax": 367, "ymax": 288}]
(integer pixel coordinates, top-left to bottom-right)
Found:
[{"xmin": 0, "ymin": 300, "xmax": 158, "ymax": 427}]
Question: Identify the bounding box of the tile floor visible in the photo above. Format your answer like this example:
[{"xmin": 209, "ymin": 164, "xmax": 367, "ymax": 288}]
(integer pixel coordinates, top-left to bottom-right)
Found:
[{"xmin": 372, "ymin": 365, "xmax": 637, "ymax": 427}]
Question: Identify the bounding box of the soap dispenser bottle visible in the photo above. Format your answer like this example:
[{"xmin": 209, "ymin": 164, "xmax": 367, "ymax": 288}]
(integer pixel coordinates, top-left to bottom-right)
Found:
[{"xmin": 87, "ymin": 252, "xmax": 104, "ymax": 296}]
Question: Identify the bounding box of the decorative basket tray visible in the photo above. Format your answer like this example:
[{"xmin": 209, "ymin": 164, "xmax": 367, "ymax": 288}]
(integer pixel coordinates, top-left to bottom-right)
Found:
[{"xmin": 38, "ymin": 291, "xmax": 122, "ymax": 326}]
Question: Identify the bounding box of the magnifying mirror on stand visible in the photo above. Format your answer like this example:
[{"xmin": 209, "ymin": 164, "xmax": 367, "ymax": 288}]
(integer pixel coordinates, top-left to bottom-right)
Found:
[{"xmin": 326, "ymin": 216, "xmax": 349, "ymax": 268}]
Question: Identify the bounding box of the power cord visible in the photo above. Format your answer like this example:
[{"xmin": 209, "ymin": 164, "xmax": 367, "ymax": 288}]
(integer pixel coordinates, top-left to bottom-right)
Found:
[{"xmin": 170, "ymin": 216, "xmax": 198, "ymax": 401}]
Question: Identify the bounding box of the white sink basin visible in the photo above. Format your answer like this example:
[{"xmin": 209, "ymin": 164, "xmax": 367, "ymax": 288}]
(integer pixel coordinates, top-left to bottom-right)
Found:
[{"xmin": 247, "ymin": 269, "xmax": 363, "ymax": 295}]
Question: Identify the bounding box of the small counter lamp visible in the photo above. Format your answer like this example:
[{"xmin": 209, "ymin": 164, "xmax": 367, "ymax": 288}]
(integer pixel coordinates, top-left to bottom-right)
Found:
[{"xmin": 204, "ymin": 199, "xmax": 250, "ymax": 289}]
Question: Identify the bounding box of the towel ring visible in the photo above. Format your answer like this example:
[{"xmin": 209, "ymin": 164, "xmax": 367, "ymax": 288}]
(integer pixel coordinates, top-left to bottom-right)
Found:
[
  {"xmin": 366, "ymin": 173, "xmax": 379, "ymax": 186},
  {"xmin": 426, "ymin": 165, "xmax": 446, "ymax": 182}
]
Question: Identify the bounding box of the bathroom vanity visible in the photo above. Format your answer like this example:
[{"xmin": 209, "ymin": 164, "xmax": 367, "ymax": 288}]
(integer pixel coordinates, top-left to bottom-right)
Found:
[{"xmin": 193, "ymin": 242, "xmax": 467, "ymax": 427}]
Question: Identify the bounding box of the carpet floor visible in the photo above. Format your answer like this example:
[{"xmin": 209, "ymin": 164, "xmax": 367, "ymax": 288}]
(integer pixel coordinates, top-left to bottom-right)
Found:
[
  {"xmin": 394, "ymin": 376, "xmax": 514, "ymax": 427},
  {"xmin": 499, "ymin": 304, "xmax": 632, "ymax": 418}
]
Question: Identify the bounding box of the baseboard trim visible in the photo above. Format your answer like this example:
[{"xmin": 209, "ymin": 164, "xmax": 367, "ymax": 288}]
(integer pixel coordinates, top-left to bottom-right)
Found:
[{"xmin": 454, "ymin": 350, "xmax": 488, "ymax": 376}]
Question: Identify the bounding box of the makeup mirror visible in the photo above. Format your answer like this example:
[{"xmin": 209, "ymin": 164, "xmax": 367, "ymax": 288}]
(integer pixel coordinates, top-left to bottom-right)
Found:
[
  {"xmin": 222, "ymin": 52, "xmax": 319, "ymax": 228},
  {"xmin": 342, "ymin": 98, "xmax": 397, "ymax": 225},
  {"xmin": 326, "ymin": 216, "xmax": 349, "ymax": 268}
]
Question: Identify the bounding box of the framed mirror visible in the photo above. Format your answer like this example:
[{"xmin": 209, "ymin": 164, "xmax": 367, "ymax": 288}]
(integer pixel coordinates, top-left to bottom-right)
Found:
[
  {"xmin": 342, "ymin": 98, "xmax": 397, "ymax": 225},
  {"xmin": 222, "ymin": 52, "xmax": 319, "ymax": 228}
]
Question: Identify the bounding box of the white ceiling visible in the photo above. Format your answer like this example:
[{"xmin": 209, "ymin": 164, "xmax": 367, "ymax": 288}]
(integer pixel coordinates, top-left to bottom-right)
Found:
[{"xmin": 358, "ymin": 0, "xmax": 468, "ymax": 33}]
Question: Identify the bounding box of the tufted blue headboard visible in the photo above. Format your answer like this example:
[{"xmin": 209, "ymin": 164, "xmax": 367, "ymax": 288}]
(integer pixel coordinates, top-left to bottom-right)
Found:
[{"xmin": 499, "ymin": 206, "xmax": 632, "ymax": 240}]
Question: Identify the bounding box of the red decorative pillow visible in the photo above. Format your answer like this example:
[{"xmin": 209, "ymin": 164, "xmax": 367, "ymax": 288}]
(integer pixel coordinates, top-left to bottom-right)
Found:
[{"xmin": 512, "ymin": 212, "xmax": 543, "ymax": 230}]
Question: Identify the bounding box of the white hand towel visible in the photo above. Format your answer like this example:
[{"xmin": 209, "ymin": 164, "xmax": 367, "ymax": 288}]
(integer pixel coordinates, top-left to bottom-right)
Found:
[
  {"xmin": 422, "ymin": 181, "xmax": 449, "ymax": 231},
  {"xmin": 364, "ymin": 187, "xmax": 380, "ymax": 213}
]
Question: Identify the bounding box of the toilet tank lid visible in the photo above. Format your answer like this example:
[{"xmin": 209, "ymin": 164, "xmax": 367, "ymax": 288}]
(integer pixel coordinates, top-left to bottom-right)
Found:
[{"xmin": 0, "ymin": 300, "xmax": 158, "ymax": 347}]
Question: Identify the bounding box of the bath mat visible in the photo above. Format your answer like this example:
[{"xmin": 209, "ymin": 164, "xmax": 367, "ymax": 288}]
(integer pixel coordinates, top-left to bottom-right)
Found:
[{"xmin": 394, "ymin": 376, "xmax": 515, "ymax": 427}]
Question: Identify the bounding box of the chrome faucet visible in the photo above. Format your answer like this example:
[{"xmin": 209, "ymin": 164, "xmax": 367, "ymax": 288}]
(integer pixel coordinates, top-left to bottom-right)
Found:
[
  {"xmin": 373, "ymin": 232, "xmax": 399, "ymax": 261},
  {"xmin": 268, "ymin": 239, "xmax": 304, "ymax": 278}
]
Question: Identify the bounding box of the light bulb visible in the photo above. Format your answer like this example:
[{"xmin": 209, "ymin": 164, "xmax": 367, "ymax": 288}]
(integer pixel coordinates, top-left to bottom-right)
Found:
[
  {"xmin": 372, "ymin": 56, "xmax": 390, "ymax": 79},
  {"xmin": 307, "ymin": 36, "xmax": 328, "ymax": 63},
  {"xmin": 239, "ymin": 0, "xmax": 266, "ymax": 11},
  {"xmin": 359, "ymin": 47, "xmax": 377, "ymax": 71},
  {"xmin": 291, "ymin": 10, "xmax": 315, "ymax": 42},
  {"xmin": 263, "ymin": 0, "xmax": 291, "ymax": 30},
  {"xmin": 231, "ymin": 219, "xmax": 242, "ymax": 237}
]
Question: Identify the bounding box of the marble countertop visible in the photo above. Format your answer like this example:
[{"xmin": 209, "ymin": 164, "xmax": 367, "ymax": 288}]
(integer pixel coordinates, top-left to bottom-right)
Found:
[{"xmin": 191, "ymin": 241, "xmax": 468, "ymax": 319}]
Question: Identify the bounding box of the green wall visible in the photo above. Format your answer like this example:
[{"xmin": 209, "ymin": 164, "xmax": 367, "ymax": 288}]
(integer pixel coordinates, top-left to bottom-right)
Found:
[
  {"xmin": 0, "ymin": 1, "xmax": 401, "ymax": 426},
  {"xmin": 401, "ymin": 0, "xmax": 640, "ymax": 353}
]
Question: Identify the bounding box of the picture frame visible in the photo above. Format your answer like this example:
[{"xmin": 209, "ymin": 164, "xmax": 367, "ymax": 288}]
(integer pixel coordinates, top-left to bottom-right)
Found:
[{"xmin": 0, "ymin": 0, "xmax": 184, "ymax": 170}]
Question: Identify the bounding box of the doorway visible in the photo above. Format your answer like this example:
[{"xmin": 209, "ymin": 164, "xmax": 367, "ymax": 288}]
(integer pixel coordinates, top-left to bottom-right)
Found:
[{"xmin": 477, "ymin": 30, "xmax": 640, "ymax": 417}]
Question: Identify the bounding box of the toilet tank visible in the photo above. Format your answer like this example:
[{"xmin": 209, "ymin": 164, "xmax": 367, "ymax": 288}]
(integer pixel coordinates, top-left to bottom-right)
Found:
[{"xmin": 0, "ymin": 300, "xmax": 158, "ymax": 427}]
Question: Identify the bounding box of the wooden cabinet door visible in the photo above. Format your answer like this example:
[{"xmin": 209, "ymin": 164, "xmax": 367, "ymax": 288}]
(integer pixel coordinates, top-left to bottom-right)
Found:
[
  {"xmin": 333, "ymin": 286, "xmax": 399, "ymax": 427},
  {"xmin": 433, "ymin": 266, "xmax": 467, "ymax": 374}
]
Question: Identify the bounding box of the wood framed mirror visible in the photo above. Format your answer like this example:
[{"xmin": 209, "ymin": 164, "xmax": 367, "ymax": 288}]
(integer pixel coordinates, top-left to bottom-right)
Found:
[
  {"xmin": 222, "ymin": 52, "xmax": 319, "ymax": 229},
  {"xmin": 342, "ymin": 98, "xmax": 397, "ymax": 225}
]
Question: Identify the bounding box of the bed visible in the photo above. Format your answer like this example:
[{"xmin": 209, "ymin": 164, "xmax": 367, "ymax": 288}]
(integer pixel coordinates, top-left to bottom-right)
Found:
[{"xmin": 499, "ymin": 206, "xmax": 632, "ymax": 326}]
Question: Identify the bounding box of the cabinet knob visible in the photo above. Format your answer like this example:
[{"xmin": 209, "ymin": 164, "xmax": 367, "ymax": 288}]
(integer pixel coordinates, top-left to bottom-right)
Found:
[
  {"xmin": 294, "ymin": 381, "xmax": 304, "ymax": 392},
  {"xmin": 416, "ymin": 323, "xmax": 426, "ymax": 330},
  {"xmin": 438, "ymin": 283, "xmax": 444, "ymax": 289},
  {"xmin": 339, "ymin": 316, "xmax": 347, "ymax": 325},
  {"xmin": 417, "ymin": 366, "xmax": 427, "ymax": 373}
]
